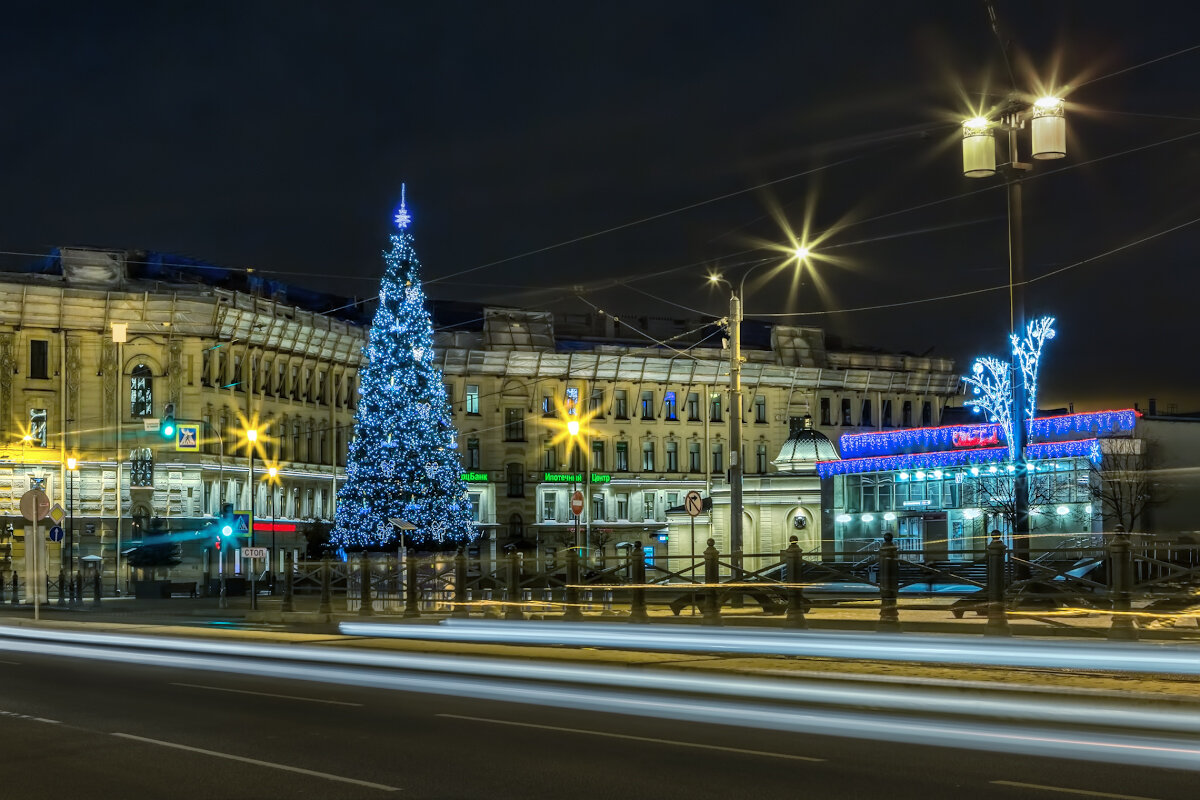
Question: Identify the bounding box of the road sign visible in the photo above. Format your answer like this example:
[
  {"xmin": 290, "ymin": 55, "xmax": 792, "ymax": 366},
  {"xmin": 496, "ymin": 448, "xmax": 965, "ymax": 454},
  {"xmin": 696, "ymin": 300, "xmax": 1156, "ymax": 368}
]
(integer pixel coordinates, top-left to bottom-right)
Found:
[
  {"xmin": 48, "ymin": 526, "xmax": 64, "ymax": 543},
  {"xmin": 570, "ymin": 491, "xmax": 585, "ymax": 516},
  {"xmin": 19, "ymin": 489, "xmax": 50, "ymax": 522},
  {"xmin": 143, "ymin": 418, "xmax": 161, "ymax": 432},
  {"xmin": 685, "ymin": 490, "xmax": 704, "ymax": 517},
  {"xmin": 176, "ymin": 423, "xmax": 200, "ymax": 452},
  {"xmin": 49, "ymin": 503, "xmax": 65, "ymax": 524},
  {"xmin": 240, "ymin": 547, "xmax": 268, "ymax": 559},
  {"xmin": 232, "ymin": 512, "xmax": 251, "ymax": 535}
]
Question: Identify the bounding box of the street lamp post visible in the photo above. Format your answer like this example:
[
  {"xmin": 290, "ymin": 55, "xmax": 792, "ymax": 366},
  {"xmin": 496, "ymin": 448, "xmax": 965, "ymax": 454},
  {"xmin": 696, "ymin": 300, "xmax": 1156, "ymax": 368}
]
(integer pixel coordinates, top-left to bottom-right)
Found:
[
  {"xmin": 247, "ymin": 427, "xmax": 258, "ymax": 610},
  {"xmin": 267, "ymin": 466, "xmax": 278, "ymax": 593},
  {"xmin": 66, "ymin": 457, "xmax": 77, "ymax": 577},
  {"xmin": 961, "ymin": 95, "xmax": 1066, "ymax": 564}
]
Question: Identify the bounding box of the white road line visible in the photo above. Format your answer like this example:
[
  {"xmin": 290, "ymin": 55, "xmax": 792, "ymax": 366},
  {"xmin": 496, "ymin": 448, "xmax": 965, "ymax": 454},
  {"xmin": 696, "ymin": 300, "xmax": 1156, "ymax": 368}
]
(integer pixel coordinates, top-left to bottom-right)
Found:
[
  {"xmin": 0, "ymin": 710, "xmax": 59, "ymax": 724},
  {"xmin": 111, "ymin": 733, "xmax": 400, "ymax": 791},
  {"xmin": 0, "ymin": 659, "xmax": 21, "ymax": 665},
  {"xmin": 438, "ymin": 713, "xmax": 824, "ymax": 762},
  {"xmin": 990, "ymin": 780, "xmax": 1160, "ymax": 800},
  {"xmin": 170, "ymin": 682, "xmax": 362, "ymax": 706}
]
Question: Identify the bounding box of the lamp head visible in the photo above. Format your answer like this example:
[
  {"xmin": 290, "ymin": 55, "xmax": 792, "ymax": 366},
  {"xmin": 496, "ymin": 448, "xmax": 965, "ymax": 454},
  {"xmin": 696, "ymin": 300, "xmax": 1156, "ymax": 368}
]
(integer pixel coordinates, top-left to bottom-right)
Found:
[
  {"xmin": 247, "ymin": 429, "xmax": 258, "ymax": 442},
  {"xmin": 67, "ymin": 457, "xmax": 77, "ymax": 470},
  {"xmin": 567, "ymin": 420, "xmax": 580, "ymax": 436}
]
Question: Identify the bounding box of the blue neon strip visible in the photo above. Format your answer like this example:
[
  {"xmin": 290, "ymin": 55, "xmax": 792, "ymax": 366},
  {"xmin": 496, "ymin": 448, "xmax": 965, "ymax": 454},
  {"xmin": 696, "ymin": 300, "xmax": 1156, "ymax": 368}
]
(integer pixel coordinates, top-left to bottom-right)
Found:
[
  {"xmin": 817, "ymin": 438, "xmax": 1103, "ymax": 478},
  {"xmin": 1027, "ymin": 409, "xmax": 1138, "ymax": 439},
  {"xmin": 1026, "ymin": 438, "xmax": 1102, "ymax": 464}
]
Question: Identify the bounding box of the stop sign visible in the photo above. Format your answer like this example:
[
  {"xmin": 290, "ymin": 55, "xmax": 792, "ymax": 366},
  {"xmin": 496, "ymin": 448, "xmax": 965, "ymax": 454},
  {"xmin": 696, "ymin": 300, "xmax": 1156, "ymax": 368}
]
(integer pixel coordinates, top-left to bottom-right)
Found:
[{"xmin": 570, "ymin": 491, "xmax": 585, "ymax": 515}]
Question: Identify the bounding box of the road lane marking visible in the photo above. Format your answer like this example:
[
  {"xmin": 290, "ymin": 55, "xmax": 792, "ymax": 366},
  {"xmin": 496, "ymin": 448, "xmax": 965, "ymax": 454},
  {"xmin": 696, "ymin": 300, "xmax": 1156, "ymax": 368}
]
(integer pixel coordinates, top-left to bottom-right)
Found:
[
  {"xmin": 0, "ymin": 710, "xmax": 59, "ymax": 724},
  {"xmin": 170, "ymin": 682, "xmax": 362, "ymax": 706},
  {"xmin": 990, "ymin": 780, "xmax": 1160, "ymax": 800},
  {"xmin": 0, "ymin": 659, "xmax": 21, "ymax": 665},
  {"xmin": 438, "ymin": 713, "xmax": 824, "ymax": 762},
  {"xmin": 111, "ymin": 733, "xmax": 400, "ymax": 791}
]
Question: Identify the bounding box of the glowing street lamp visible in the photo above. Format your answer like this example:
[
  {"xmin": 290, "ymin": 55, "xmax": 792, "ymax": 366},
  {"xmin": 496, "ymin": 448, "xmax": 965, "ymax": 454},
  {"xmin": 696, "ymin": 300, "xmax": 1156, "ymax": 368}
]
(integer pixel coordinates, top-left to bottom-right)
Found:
[{"xmin": 246, "ymin": 427, "xmax": 260, "ymax": 609}]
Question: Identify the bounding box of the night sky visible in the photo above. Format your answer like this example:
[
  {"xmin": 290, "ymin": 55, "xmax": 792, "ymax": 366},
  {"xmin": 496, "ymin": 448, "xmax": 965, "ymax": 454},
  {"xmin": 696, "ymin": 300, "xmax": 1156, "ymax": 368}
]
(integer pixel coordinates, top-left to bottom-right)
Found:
[{"xmin": 3, "ymin": 2, "xmax": 1198, "ymax": 411}]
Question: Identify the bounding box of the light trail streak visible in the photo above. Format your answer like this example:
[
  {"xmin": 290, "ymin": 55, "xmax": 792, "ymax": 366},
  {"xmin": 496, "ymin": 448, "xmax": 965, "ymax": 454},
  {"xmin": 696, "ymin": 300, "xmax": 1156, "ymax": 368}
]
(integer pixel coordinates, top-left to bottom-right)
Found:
[
  {"xmin": 0, "ymin": 630, "xmax": 1198, "ymax": 772},
  {"xmin": 339, "ymin": 620, "xmax": 1200, "ymax": 674}
]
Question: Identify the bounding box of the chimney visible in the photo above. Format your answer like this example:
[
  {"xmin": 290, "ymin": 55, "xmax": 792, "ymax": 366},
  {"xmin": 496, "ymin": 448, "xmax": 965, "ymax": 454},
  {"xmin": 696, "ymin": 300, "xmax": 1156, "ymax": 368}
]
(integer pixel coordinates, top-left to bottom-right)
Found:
[
  {"xmin": 1149, "ymin": 397, "xmax": 1158, "ymax": 416},
  {"xmin": 1068, "ymin": 402, "xmax": 1074, "ymax": 413}
]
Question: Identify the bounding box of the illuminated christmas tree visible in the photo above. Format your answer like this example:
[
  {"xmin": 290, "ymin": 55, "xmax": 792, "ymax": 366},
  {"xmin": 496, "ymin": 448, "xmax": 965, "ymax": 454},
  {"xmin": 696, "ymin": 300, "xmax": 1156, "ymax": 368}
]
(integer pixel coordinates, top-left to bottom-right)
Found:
[{"xmin": 330, "ymin": 188, "xmax": 474, "ymax": 549}]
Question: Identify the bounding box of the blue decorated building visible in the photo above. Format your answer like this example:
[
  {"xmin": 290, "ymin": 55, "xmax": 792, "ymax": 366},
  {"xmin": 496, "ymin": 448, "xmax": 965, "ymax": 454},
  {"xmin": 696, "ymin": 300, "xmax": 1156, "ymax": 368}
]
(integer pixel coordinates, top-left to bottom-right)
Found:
[{"xmin": 816, "ymin": 408, "xmax": 1144, "ymax": 559}]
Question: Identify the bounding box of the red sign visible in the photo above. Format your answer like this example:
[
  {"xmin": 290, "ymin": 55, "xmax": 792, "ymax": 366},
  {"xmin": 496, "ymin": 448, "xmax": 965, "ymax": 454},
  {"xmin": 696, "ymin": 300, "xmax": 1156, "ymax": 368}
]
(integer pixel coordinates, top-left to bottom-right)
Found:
[
  {"xmin": 253, "ymin": 522, "xmax": 297, "ymax": 533},
  {"xmin": 952, "ymin": 429, "xmax": 1000, "ymax": 448},
  {"xmin": 570, "ymin": 491, "xmax": 585, "ymax": 515}
]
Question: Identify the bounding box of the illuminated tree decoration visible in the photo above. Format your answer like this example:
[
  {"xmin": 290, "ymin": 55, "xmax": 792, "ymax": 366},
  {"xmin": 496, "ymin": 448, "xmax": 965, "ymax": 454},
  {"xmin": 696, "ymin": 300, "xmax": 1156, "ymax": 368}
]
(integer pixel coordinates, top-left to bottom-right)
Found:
[
  {"xmin": 963, "ymin": 355, "xmax": 1015, "ymax": 459},
  {"xmin": 1011, "ymin": 316, "xmax": 1056, "ymax": 422},
  {"xmin": 331, "ymin": 191, "xmax": 474, "ymax": 549}
]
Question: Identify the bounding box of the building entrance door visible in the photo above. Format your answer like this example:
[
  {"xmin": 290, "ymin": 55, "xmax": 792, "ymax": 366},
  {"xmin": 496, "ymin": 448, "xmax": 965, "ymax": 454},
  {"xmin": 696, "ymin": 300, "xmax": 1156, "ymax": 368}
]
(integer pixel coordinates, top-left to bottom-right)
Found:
[{"xmin": 896, "ymin": 517, "xmax": 923, "ymax": 552}]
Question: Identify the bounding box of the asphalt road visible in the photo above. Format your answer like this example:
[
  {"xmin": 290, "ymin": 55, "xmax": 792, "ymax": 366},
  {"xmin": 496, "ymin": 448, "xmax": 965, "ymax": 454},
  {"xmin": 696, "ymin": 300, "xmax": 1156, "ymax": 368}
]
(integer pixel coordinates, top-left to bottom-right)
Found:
[{"xmin": 0, "ymin": 643, "xmax": 1193, "ymax": 800}]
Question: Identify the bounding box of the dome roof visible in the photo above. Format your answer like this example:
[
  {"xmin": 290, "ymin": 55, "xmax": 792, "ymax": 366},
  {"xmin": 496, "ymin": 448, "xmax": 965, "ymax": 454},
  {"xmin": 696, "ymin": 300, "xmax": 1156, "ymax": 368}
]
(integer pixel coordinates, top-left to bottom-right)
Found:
[{"xmin": 773, "ymin": 419, "xmax": 840, "ymax": 473}]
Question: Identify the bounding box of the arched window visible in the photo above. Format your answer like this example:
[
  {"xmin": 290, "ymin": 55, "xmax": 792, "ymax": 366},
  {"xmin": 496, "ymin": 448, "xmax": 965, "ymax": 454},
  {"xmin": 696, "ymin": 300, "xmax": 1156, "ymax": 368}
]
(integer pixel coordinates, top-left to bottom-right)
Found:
[
  {"xmin": 508, "ymin": 513, "xmax": 523, "ymax": 539},
  {"xmin": 130, "ymin": 364, "xmax": 153, "ymax": 418}
]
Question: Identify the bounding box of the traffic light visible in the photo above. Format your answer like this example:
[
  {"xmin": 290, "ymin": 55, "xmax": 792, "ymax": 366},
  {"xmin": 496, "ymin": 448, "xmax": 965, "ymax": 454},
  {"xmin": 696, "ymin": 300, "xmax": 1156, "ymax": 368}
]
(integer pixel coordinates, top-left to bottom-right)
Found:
[
  {"xmin": 160, "ymin": 403, "xmax": 176, "ymax": 440},
  {"xmin": 214, "ymin": 538, "xmax": 222, "ymax": 552},
  {"xmin": 218, "ymin": 503, "xmax": 234, "ymax": 537}
]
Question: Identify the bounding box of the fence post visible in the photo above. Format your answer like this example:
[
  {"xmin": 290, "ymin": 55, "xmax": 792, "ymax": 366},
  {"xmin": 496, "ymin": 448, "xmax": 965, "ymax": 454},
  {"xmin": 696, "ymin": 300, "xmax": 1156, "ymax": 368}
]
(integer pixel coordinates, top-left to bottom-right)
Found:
[
  {"xmin": 404, "ymin": 549, "xmax": 421, "ymax": 618},
  {"xmin": 702, "ymin": 539, "xmax": 722, "ymax": 626},
  {"xmin": 564, "ymin": 548, "xmax": 582, "ymax": 621},
  {"xmin": 452, "ymin": 547, "xmax": 469, "ymax": 618},
  {"xmin": 318, "ymin": 556, "xmax": 333, "ymax": 615},
  {"xmin": 1107, "ymin": 525, "xmax": 1138, "ymax": 641},
  {"xmin": 358, "ymin": 553, "xmax": 375, "ymax": 617},
  {"xmin": 504, "ymin": 550, "xmax": 523, "ymax": 620},
  {"xmin": 784, "ymin": 536, "xmax": 807, "ymax": 629},
  {"xmin": 74, "ymin": 571, "xmax": 83, "ymax": 606},
  {"xmin": 877, "ymin": 532, "xmax": 901, "ymax": 632},
  {"xmin": 57, "ymin": 570, "xmax": 66, "ymax": 606},
  {"xmin": 281, "ymin": 551, "xmax": 295, "ymax": 613},
  {"xmin": 11, "ymin": 572, "xmax": 17, "ymax": 605},
  {"xmin": 629, "ymin": 540, "xmax": 649, "ymax": 623},
  {"xmin": 985, "ymin": 532, "xmax": 1010, "ymax": 636},
  {"xmin": 92, "ymin": 571, "xmax": 101, "ymax": 607}
]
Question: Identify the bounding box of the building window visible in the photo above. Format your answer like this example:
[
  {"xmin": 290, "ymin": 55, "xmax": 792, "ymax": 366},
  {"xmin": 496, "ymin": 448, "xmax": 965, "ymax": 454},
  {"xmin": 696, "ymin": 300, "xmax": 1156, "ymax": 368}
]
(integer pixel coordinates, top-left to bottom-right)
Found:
[
  {"xmin": 466, "ymin": 438, "xmax": 480, "ymax": 469},
  {"xmin": 130, "ymin": 447, "xmax": 153, "ymax": 487},
  {"xmin": 444, "ymin": 384, "xmax": 454, "ymax": 415},
  {"xmin": 614, "ymin": 390, "xmax": 628, "ymax": 419},
  {"xmin": 903, "ymin": 400, "xmax": 913, "ymax": 427},
  {"xmin": 922, "ymin": 401, "xmax": 933, "ymax": 426},
  {"xmin": 882, "ymin": 400, "xmax": 893, "ymax": 428},
  {"xmin": 663, "ymin": 391, "xmax": 677, "ymax": 421},
  {"xmin": 589, "ymin": 389, "xmax": 604, "ymax": 414},
  {"xmin": 507, "ymin": 463, "xmax": 524, "ymax": 497},
  {"xmin": 712, "ymin": 443, "xmax": 724, "ymax": 474},
  {"xmin": 543, "ymin": 446, "xmax": 557, "ymax": 471},
  {"xmin": 542, "ymin": 394, "xmax": 553, "ymax": 417},
  {"xmin": 565, "ymin": 386, "xmax": 580, "ymax": 416},
  {"xmin": 641, "ymin": 391, "xmax": 654, "ymax": 420},
  {"xmin": 641, "ymin": 441, "xmax": 655, "ymax": 471},
  {"xmin": 665, "ymin": 440, "xmax": 678, "ymax": 472},
  {"xmin": 667, "ymin": 492, "xmax": 680, "ymax": 509},
  {"xmin": 504, "ymin": 408, "xmax": 525, "ymax": 441},
  {"xmin": 29, "ymin": 340, "xmax": 49, "ymax": 380},
  {"xmin": 688, "ymin": 441, "xmax": 701, "ymax": 472},
  {"xmin": 820, "ymin": 397, "xmax": 831, "ymax": 426},
  {"xmin": 128, "ymin": 364, "xmax": 153, "ymax": 419},
  {"xmin": 465, "ymin": 385, "xmax": 480, "ymax": 415},
  {"xmin": 615, "ymin": 441, "xmax": 629, "ymax": 471},
  {"xmin": 29, "ymin": 408, "xmax": 47, "ymax": 447},
  {"xmin": 838, "ymin": 398, "xmax": 850, "ymax": 426},
  {"xmin": 710, "ymin": 394, "xmax": 722, "ymax": 422},
  {"xmin": 508, "ymin": 513, "xmax": 523, "ymax": 539},
  {"xmin": 591, "ymin": 440, "xmax": 605, "ymax": 471},
  {"xmin": 468, "ymin": 493, "xmax": 482, "ymax": 523},
  {"xmin": 686, "ymin": 393, "xmax": 700, "ymax": 421},
  {"xmin": 542, "ymin": 494, "xmax": 557, "ymax": 522},
  {"xmin": 862, "ymin": 399, "xmax": 873, "ymax": 427},
  {"xmin": 756, "ymin": 444, "xmax": 768, "ymax": 473},
  {"xmin": 592, "ymin": 493, "xmax": 605, "ymax": 521},
  {"xmin": 643, "ymin": 494, "xmax": 656, "ymax": 520},
  {"xmin": 615, "ymin": 493, "xmax": 629, "ymax": 520},
  {"xmin": 753, "ymin": 395, "xmax": 767, "ymax": 424}
]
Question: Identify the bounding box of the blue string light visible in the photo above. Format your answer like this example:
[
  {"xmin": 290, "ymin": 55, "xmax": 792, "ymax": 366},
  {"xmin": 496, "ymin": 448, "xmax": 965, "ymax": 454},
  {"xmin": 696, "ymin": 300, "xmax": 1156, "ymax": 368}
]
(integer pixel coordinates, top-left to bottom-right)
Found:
[{"xmin": 817, "ymin": 438, "xmax": 1104, "ymax": 478}]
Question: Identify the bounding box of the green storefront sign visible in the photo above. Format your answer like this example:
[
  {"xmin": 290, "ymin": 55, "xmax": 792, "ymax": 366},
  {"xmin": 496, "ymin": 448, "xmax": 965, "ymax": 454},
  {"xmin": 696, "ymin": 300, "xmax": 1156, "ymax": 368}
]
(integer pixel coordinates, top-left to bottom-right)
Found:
[
  {"xmin": 543, "ymin": 472, "xmax": 611, "ymax": 484},
  {"xmin": 460, "ymin": 471, "xmax": 489, "ymax": 482}
]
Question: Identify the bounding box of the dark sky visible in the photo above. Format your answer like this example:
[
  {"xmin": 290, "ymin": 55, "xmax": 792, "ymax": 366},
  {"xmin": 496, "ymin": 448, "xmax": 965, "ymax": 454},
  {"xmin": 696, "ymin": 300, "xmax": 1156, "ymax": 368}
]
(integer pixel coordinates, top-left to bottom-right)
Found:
[{"xmin": 3, "ymin": 1, "xmax": 1198, "ymax": 411}]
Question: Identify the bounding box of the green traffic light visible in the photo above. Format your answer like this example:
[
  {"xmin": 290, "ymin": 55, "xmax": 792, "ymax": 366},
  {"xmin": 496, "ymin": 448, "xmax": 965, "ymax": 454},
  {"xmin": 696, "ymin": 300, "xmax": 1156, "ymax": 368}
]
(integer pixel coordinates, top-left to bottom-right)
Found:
[{"xmin": 221, "ymin": 524, "xmax": 233, "ymax": 536}]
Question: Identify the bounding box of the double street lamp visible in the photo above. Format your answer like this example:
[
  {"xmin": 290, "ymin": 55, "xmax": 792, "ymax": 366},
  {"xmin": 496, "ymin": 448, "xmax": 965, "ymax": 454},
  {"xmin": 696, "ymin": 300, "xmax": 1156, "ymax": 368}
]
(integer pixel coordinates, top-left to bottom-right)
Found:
[{"xmin": 960, "ymin": 93, "xmax": 1067, "ymax": 558}]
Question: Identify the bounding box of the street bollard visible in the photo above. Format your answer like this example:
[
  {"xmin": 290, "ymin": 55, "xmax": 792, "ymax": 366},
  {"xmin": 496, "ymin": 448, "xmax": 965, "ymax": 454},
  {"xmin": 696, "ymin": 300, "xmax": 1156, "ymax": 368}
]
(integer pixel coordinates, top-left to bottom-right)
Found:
[
  {"xmin": 92, "ymin": 571, "xmax": 102, "ymax": 607},
  {"xmin": 877, "ymin": 532, "xmax": 901, "ymax": 632},
  {"xmin": 57, "ymin": 570, "xmax": 66, "ymax": 606},
  {"xmin": 452, "ymin": 547, "xmax": 469, "ymax": 618},
  {"xmin": 603, "ymin": 589, "xmax": 613, "ymax": 614},
  {"xmin": 358, "ymin": 553, "xmax": 375, "ymax": 617},
  {"xmin": 1107, "ymin": 525, "xmax": 1138, "ymax": 641},
  {"xmin": 985, "ymin": 532, "xmax": 1011, "ymax": 637},
  {"xmin": 563, "ymin": 548, "xmax": 582, "ymax": 621},
  {"xmin": 281, "ymin": 552, "xmax": 295, "ymax": 613},
  {"xmin": 504, "ymin": 551, "xmax": 523, "ymax": 620},
  {"xmin": 11, "ymin": 572, "xmax": 17, "ymax": 605},
  {"xmin": 702, "ymin": 539, "xmax": 722, "ymax": 626},
  {"xmin": 74, "ymin": 572, "xmax": 83, "ymax": 606},
  {"xmin": 404, "ymin": 550, "xmax": 421, "ymax": 618},
  {"xmin": 629, "ymin": 541, "xmax": 649, "ymax": 623},
  {"xmin": 783, "ymin": 536, "xmax": 807, "ymax": 629},
  {"xmin": 318, "ymin": 556, "xmax": 333, "ymax": 615}
]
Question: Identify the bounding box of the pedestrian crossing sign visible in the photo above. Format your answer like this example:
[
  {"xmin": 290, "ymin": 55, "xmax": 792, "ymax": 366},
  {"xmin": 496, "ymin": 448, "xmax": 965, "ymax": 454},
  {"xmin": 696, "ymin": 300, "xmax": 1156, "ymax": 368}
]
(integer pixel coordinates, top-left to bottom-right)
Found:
[
  {"xmin": 176, "ymin": 424, "xmax": 200, "ymax": 452},
  {"xmin": 232, "ymin": 512, "xmax": 251, "ymax": 535}
]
